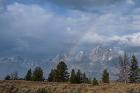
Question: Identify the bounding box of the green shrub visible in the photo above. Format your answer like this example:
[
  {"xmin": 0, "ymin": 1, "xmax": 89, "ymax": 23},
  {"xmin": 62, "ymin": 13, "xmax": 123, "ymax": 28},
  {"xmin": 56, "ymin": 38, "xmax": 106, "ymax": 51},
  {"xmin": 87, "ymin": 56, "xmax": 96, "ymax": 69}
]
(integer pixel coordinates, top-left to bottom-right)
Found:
[
  {"xmin": 92, "ymin": 77, "xmax": 99, "ymax": 86},
  {"xmin": 36, "ymin": 88, "xmax": 48, "ymax": 93}
]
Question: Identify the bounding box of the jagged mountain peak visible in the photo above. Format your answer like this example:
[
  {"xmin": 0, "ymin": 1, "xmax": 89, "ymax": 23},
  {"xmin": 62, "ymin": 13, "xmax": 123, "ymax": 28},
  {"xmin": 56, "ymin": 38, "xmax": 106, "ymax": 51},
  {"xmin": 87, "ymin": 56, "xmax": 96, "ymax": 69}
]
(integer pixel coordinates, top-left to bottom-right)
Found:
[{"xmin": 0, "ymin": 46, "xmax": 124, "ymax": 79}]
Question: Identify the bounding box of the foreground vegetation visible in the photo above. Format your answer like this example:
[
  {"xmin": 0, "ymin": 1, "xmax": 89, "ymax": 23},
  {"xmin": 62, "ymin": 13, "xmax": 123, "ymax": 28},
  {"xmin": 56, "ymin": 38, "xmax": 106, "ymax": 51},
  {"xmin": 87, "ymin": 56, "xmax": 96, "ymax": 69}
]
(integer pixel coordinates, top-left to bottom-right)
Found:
[
  {"xmin": 1, "ymin": 80, "xmax": 140, "ymax": 93},
  {"xmin": 0, "ymin": 55, "xmax": 140, "ymax": 93},
  {"xmin": 3, "ymin": 54, "xmax": 140, "ymax": 93}
]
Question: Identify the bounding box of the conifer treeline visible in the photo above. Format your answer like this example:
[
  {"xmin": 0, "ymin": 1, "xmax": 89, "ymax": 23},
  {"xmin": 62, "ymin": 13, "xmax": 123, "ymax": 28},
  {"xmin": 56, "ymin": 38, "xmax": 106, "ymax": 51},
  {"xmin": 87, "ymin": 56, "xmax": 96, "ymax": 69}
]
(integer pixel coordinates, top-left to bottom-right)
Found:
[
  {"xmin": 48, "ymin": 61, "xmax": 69, "ymax": 82},
  {"xmin": 5, "ymin": 67, "xmax": 44, "ymax": 81},
  {"xmin": 47, "ymin": 62, "xmax": 89, "ymax": 84},
  {"xmin": 4, "ymin": 54, "xmax": 140, "ymax": 84},
  {"xmin": 4, "ymin": 60, "xmax": 109, "ymax": 84}
]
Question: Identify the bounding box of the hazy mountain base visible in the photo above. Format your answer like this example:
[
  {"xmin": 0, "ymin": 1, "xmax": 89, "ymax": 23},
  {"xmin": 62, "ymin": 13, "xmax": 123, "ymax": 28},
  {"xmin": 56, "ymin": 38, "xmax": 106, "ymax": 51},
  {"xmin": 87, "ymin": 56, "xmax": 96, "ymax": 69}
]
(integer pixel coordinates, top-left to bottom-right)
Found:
[
  {"xmin": 0, "ymin": 46, "xmax": 122, "ymax": 79},
  {"xmin": 0, "ymin": 81, "xmax": 140, "ymax": 93}
]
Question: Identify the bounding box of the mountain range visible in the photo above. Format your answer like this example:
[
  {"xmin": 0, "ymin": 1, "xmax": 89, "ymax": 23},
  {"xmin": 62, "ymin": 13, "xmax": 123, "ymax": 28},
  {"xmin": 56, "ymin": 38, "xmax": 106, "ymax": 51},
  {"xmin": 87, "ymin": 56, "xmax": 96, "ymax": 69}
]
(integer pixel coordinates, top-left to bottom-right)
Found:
[{"xmin": 0, "ymin": 46, "xmax": 126, "ymax": 79}]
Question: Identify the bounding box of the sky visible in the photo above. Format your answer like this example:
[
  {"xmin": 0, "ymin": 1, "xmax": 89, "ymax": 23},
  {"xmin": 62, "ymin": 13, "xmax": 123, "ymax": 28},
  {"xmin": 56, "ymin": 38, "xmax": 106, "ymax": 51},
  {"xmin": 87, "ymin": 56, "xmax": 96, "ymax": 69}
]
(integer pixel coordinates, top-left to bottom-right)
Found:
[{"xmin": 0, "ymin": 0, "xmax": 140, "ymax": 59}]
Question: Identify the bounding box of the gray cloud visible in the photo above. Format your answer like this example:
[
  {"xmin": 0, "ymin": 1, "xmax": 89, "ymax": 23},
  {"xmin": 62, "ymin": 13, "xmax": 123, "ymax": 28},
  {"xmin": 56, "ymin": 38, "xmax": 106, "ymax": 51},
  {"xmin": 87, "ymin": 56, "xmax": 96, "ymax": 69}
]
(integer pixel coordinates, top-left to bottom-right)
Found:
[
  {"xmin": 0, "ymin": 0, "xmax": 136, "ymax": 13},
  {"xmin": 0, "ymin": 3, "xmax": 86, "ymax": 58},
  {"xmin": 46, "ymin": 0, "xmax": 132, "ymax": 12},
  {"xmin": 0, "ymin": 1, "xmax": 139, "ymax": 59},
  {"xmin": 47, "ymin": 0, "xmax": 122, "ymax": 6}
]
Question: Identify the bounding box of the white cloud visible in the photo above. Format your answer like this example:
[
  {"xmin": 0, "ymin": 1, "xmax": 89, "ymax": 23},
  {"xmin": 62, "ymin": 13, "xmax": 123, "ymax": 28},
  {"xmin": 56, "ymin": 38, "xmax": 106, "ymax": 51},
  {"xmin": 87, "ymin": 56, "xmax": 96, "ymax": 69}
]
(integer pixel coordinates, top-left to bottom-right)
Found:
[
  {"xmin": 0, "ymin": 2, "xmax": 140, "ymax": 57},
  {"xmin": 126, "ymin": 0, "xmax": 135, "ymax": 5},
  {"xmin": 112, "ymin": 33, "xmax": 140, "ymax": 47},
  {"xmin": 82, "ymin": 32, "xmax": 140, "ymax": 47}
]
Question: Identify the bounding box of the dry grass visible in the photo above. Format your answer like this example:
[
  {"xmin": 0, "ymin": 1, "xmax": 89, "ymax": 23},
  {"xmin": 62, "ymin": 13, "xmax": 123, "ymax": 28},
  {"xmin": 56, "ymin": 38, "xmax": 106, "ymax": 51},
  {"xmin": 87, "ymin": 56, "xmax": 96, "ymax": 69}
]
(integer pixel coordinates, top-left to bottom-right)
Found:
[{"xmin": 0, "ymin": 80, "xmax": 140, "ymax": 93}]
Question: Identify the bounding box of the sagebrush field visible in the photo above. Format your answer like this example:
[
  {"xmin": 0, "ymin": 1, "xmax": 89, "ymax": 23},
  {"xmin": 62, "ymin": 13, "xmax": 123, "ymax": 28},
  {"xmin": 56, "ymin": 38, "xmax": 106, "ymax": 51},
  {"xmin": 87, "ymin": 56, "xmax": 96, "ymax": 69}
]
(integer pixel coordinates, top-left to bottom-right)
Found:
[{"xmin": 0, "ymin": 80, "xmax": 140, "ymax": 93}]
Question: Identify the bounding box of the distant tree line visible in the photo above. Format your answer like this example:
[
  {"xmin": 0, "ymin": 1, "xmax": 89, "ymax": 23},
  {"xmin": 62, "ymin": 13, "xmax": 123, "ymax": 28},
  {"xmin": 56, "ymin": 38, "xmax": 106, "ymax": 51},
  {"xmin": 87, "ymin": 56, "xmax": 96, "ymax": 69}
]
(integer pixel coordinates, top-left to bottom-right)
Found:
[
  {"xmin": 47, "ymin": 61, "xmax": 109, "ymax": 85},
  {"xmin": 4, "ymin": 60, "xmax": 109, "ymax": 85},
  {"xmin": 5, "ymin": 72, "xmax": 18, "ymax": 80},
  {"xmin": 5, "ymin": 67, "xmax": 44, "ymax": 81},
  {"xmin": 69, "ymin": 69, "xmax": 89, "ymax": 84},
  {"xmin": 4, "ymin": 54, "xmax": 140, "ymax": 84}
]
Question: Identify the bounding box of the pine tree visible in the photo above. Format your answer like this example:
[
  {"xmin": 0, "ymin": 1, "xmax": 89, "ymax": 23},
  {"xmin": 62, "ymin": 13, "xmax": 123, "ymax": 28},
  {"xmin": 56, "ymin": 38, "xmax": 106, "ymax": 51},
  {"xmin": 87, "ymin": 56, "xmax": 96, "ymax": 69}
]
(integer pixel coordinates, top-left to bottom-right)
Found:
[
  {"xmin": 5, "ymin": 75, "xmax": 11, "ymax": 80},
  {"xmin": 32, "ymin": 67, "xmax": 44, "ymax": 81},
  {"xmin": 48, "ymin": 69, "xmax": 55, "ymax": 82},
  {"xmin": 55, "ymin": 61, "xmax": 69, "ymax": 82},
  {"xmin": 82, "ymin": 73, "xmax": 88, "ymax": 83},
  {"xmin": 70, "ymin": 69, "xmax": 76, "ymax": 84},
  {"xmin": 102, "ymin": 69, "xmax": 109, "ymax": 83},
  {"xmin": 129, "ymin": 55, "xmax": 139, "ymax": 83},
  {"xmin": 25, "ymin": 69, "xmax": 32, "ymax": 81},
  {"xmin": 53, "ymin": 69, "xmax": 58, "ymax": 82},
  {"xmin": 92, "ymin": 77, "xmax": 99, "ymax": 86},
  {"xmin": 76, "ymin": 69, "xmax": 82, "ymax": 84}
]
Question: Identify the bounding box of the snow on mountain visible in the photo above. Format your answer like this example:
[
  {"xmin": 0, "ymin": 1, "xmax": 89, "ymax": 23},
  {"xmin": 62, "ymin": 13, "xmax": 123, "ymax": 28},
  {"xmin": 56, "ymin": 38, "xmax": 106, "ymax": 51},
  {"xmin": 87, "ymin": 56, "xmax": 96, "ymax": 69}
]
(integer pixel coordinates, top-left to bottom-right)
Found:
[
  {"xmin": 0, "ymin": 46, "xmax": 124, "ymax": 79},
  {"xmin": 58, "ymin": 46, "xmax": 124, "ymax": 79}
]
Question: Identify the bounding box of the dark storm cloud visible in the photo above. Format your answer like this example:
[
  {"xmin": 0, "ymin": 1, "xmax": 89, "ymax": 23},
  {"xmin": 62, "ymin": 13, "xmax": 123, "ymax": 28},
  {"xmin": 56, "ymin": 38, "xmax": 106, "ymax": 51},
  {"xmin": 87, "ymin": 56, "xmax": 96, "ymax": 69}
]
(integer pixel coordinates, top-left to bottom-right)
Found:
[
  {"xmin": 47, "ymin": 0, "xmax": 122, "ymax": 6},
  {"xmin": 46, "ymin": 0, "xmax": 123, "ymax": 11},
  {"xmin": 2, "ymin": 0, "xmax": 126, "ymax": 12}
]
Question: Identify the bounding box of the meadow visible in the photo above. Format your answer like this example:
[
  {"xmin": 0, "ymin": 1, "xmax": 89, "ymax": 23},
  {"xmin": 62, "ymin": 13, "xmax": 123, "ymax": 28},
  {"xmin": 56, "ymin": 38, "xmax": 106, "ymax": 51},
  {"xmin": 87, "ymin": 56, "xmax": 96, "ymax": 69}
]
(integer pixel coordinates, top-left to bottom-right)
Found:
[{"xmin": 0, "ymin": 80, "xmax": 140, "ymax": 93}]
